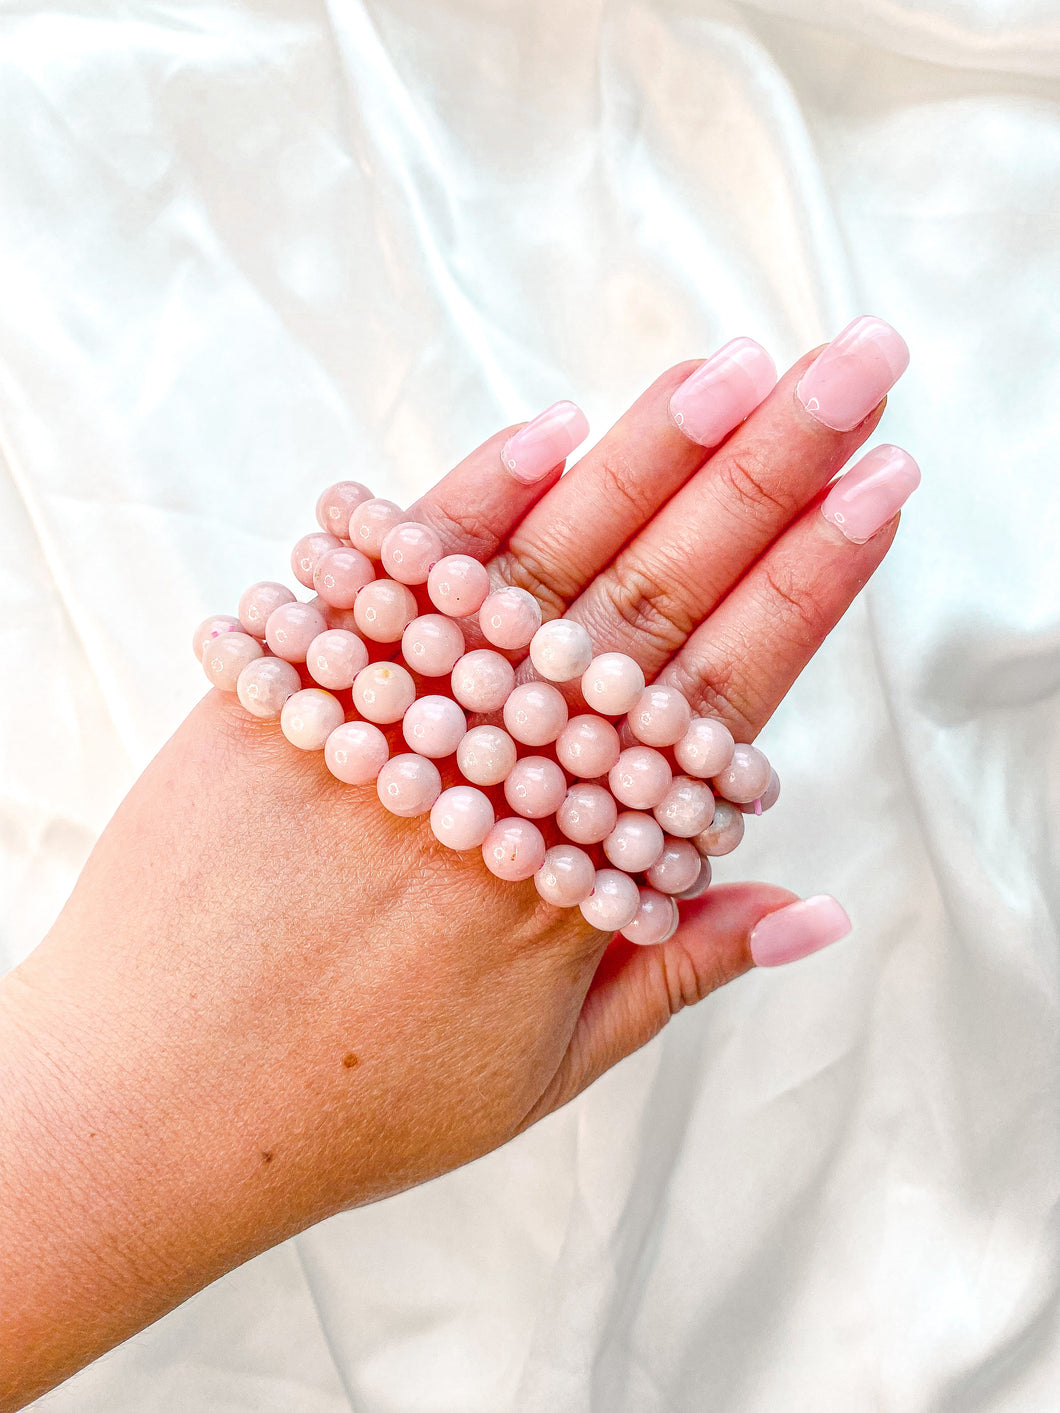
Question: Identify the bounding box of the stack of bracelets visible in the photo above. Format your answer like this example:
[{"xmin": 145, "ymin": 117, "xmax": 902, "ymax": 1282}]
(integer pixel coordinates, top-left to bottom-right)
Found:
[{"xmin": 193, "ymin": 480, "xmax": 780, "ymax": 948}]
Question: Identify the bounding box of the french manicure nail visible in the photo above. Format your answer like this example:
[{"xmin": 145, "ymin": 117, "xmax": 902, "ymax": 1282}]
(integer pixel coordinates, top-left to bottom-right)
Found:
[
  {"xmin": 748, "ymin": 894, "xmax": 852, "ymax": 967},
  {"xmin": 500, "ymin": 400, "xmax": 590, "ymax": 484},
  {"xmin": 821, "ymin": 444, "xmax": 921, "ymax": 544},
  {"xmin": 796, "ymin": 316, "xmax": 910, "ymax": 432},
  {"xmin": 668, "ymin": 337, "xmax": 778, "ymax": 447}
]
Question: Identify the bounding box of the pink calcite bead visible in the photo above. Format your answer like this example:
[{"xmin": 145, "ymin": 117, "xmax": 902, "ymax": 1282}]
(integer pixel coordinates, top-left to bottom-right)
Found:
[
  {"xmin": 534, "ymin": 845, "xmax": 596, "ymax": 908},
  {"xmin": 653, "ymin": 777, "xmax": 715, "ymax": 838},
  {"xmin": 305, "ymin": 629, "xmax": 369, "ymax": 690},
  {"xmin": 677, "ymin": 857, "xmax": 712, "ymax": 899},
  {"xmin": 627, "ymin": 685, "xmax": 693, "ymax": 747},
  {"xmin": 620, "ymin": 889, "xmax": 679, "ymax": 946},
  {"xmin": 478, "ymin": 586, "xmax": 542, "ymax": 650},
  {"xmin": 556, "ymin": 783, "xmax": 618, "ymax": 845},
  {"xmin": 376, "ymin": 753, "xmax": 443, "ymax": 817},
  {"xmin": 313, "ymin": 547, "xmax": 375, "ymax": 608},
  {"xmin": 380, "ymin": 521, "xmax": 444, "ymax": 586},
  {"xmin": 580, "ymin": 652, "xmax": 645, "ymax": 716},
  {"xmin": 694, "ymin": 800, "xmax": 745, "ymax": 857},
  {"xmin": 429, "ymin": 786, "xmax": 496, "ymax": 851},
  {"xmin": 528, "ymin": 619, "xmax": 594, "ymax": 683},
  {"xmin": 712, "ymin": 743, "xmax": 771, "ymax": 804},
  {"xmin": 291, "ymin": 531, "xmax": 343, "ymax": 590},
  {"xmin": 608, "ymin": 747, "xmax": 673, "ymax": 809},
  {"xmin": 202, "ymin": 632, "xmax": 264, "ymax": 690},
  {"xmin": 401, "ymin": 614, "xmax": 466, "ymax": 678},
  {"xmin": 324, "ymin": 720, "xmax": 390, "ymax": 785},
  {"xmin": 502, "ymin": 682, "xmax": 569, "ymax": 747},
  {"xmin": 503, "ymin": 757, "xmax": 568, "ymax": 819},
  {"xmin": 280, "ymin": 688, "xmax": 345, "ymax": 751},
  {"xmin": 235, "ymin": 656, "xmax": 301, "ymax": 719},
  {"xmin": 265, "ymin": 601, "xmax": 328, "ymax": 663},
  {"xmin": 349, "ymin": 498, "xmax": 405, "ymax": 559},
  {"xmin": 353, "ymin": 579, "xmax": 419, "ymax": 642},
  {"xmin": 579, "ymin": 869, "xmax": 641, "ymax": 931},
  {"xmin": 673, "ymin": 715, "xmax": 735, "ymax": 778},
  {"xmin": 739, "ymin": 768, "xmax": 781, "ymax": 814},
  {"xmin": 238, "ymin": 581, "xmax": 296, "ymax": 638},
  {"xmin": 402, "ymin": 695, "xmax": 466, "ymax": 758},
  {"xmin": 645, "ymin": 838, "xmax": 702, "ymax": 895},
  {"xmin": 352, "ymin": 662, "xmax": 417, "ymax": 724},
  {"xmin": 450, "ymin": 650, "xmax": 515, "ymax": 713},
  {"xmin": 482, "ymin": 817, "xmax": 547, "ymax": 882},
  {"xmin": 427, "ymin": 554, "xmax": 491, "ymax": 617},
  {"xmin": 555, "ymin": 714, "xmax": 621, "ymax": 778},
  {"xmin": 455, "ymin": 725, "xmax": 518, "ymax": 786},
  {"xmin": 315, "ymin": 480, "xmax": 373, "ymax": 538},
  {"xmin": 192, "ymin": 614, "xmax": 240, "ymax": 662},
  {"xmin": 309, "ymin": 597, "xmax": 360, "ymax": 634},
  {"xmin": 603, "ymin": 811, "xmax": 665, "ymax": 873}
]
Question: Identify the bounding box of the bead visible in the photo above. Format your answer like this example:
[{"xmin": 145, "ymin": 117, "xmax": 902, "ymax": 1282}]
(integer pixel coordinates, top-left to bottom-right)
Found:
[
  {"xmin": 676, "ymin": 857, "xmax": 712, "ymax": 899},
  {"xmin": 312, "ymin": 547, "xmax": 375, "ymax": 608},
  {"xmin": 478, "ymin": 586, "xmax": 542, "ymax": 650},
  {"xmin": 426, "ymin": 554, "xmax": 491, "ymax": 617},
  {"xmin": 291, "ymin": 531, "xmax": 342, "ymax": 590},
  {"xmin": 192, "ymin": 614, "xmax": 241, "ymax": 662},
  {"xmin": 402, "ymin": 695, "xmax": 466, "ymax": 758},
  {"xmin": 739, "ymin": 768, "xmax": 781, "ymax": 814},
  {"xmin": 351, "ymin": 662, "xmax": 417, "ymax": 724},
  {"xmin": 502, "ymin": 681, "xmax": 568, "ymax": 747},
  {"xmin": 353, "ymin": 579, "xmax": 419, "ymax": 642},
  {"xmin": 579, "ymin": 869, "xmax": 641, "ymax": 931},
  {"xmin": 376, "ymin": 753, "xmax": 442, "ymax": 817},
  {"xmin": 694, "ymin": 799, "xmax": 745, "ymax": 857},
  {"xmin": 556, "ymin": 783, "xmax": 618, "ymax": 845},
  {"xmin": 450, "ymin": 650, "xmax": 516, "ymax": 713},
  {"xmin": 528, "ymin": 619, "xmax": 594, "ymax": 683},
  {"xmin": 580, "ymin": 652, "xmax": 645, "ymax": 716},
  {"xmin": 237, "ymin": 582, "xmax": 296, "ymax": 638},
  {"xmin": 429, "ymin": 786, "xmax": 496, "ymax": 851},
  {"xmin": 305, "ymin": 629, "xmax": 369, "ymax": 690},
  {"xmin": 627, "ymin": 685, "xmax": 693, "ymax": 747},
  {"xmin": 315, "ymin": 480, "xmax": 373, "ymax": 538},
  {"xmin": 482, "ymin": 817, "xmax": 547, "ymax": 882},
  {"xmin": 645, "ymin": 838, "xmax": 702, "ymax": 895},
  {"xmin": 309, "ymin": 597, "xmax": 360, "ymax": 634},
  {"xmin": 602, "ymin": 811, "xmax": 665, "ymax": 873},
  {"xmin": 324, "ymin": 721, "xmax": 390, "ymax": 785},
  {"xmin": 673, "ymin": 715, "xmax": 735, "ymax": 779},
  {"xmin": 265, "ymin": 601, "xmax": 328, "ymax": 663},
  {"xmin": 554, "ymin": 714, "xmax": 621, "ymax": 778},
  {"xmin": 380, "ymin": 521, "xmax": 444, "ymax": 585},
  {"xmin": 401, "ymin": 614, "xmax": 466, "ymax": 678},
  {"xmin": 652, "ymin": 777, "xmax": 715, "ymax": 838},
  {"xmin": 455, "ymin": 725, "xmax": 518, "ymax": 786},
  {"xmin": 534, "ymin": 845, "xmax": 596, "ymax": 908},
  {"xmin": 280, "ymin": 688, "xmax": 345, "ymax": 751},
  {"xmin": 712, "ymin": 743, "xmax": 771, "ymax": 804},
  {"xmin": 349, "ymin": 498, "xmax": 405, "ymax": 559},
  {"xmin": 235, "ymin": 656, "xmax": 301, "ymax": 719},
  {"xmin": 202, "ymin": 632, "xmax": 264, "ymax": 690},
  {"xmin": 608, "ymin": 747, "xmax": 673, "ymax": 809},
  {"xmin": 620, "ymin": 889, "xmax": 679, "ymax": 946},
  {"xmin": 503, "ymin": 757, "xmax": 567, "ymax": 819}
]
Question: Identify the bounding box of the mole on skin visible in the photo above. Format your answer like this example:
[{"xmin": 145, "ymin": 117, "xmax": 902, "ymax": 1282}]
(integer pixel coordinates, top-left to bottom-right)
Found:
[{"xmin": 342, "ymin": 1053, "xmax": 359, "ymax": 1068}]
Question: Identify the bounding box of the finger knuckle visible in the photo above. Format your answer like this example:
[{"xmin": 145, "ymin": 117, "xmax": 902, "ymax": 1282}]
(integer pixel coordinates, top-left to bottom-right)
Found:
[
  {"xmin": 759, "ymin": 562, "xmax": 826, "ymax": 651},
  {"xmin": 667, "ymin": 650, "xmax": 757, "ymax": 743},
  {"xmin": 416, "ymin": 502, "xmax": 497, "ymax": 561},
  {"xmin": 716, "ymin": 445, "xmax": 798, "ymax": 525},
  {"xmin": 491, "ymin": 547, "xmax": 569, "ymax": 621},
  {"xmin": 595, "ymin": 565, "xmax": 695, "ymax": 661},
  {"xmin": 659, "ymin": 940, "xmax": 710, "ymax": 1016},
  {"xmin": 595, "ymin": 453, "xmax": 656, "ymax": 524}
]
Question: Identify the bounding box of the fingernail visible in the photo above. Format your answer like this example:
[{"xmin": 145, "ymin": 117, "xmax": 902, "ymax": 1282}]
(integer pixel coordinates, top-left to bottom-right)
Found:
[
  {"xmin": 668, "ymin": 337, "xmax": 777, "ymax": 447},
  {"xmin": 500, "ymin": 400, "xmax": 590, "ymax": 484},
  {"xmin": 749, "ymin": 894, "xmax": 852, "ymax": 967},
  {"xmin": 795, "ymin": 316, "xmax": 910, "ymax": 432},
  {"xmin": 821, "ymin": 444, "xmax": 921, "ymax": 544}
]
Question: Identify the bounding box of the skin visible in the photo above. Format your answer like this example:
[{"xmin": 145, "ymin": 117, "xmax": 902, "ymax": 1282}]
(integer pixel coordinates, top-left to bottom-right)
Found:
[{"xmin": 0, "ymin": 345, "xmax": 902, "ymax": 1411}]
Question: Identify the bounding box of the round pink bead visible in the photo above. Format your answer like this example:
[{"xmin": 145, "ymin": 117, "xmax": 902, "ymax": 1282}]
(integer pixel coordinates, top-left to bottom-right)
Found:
[
  {"xmin": 608, "ymin": 747, "xmax": 673, "ymax": 810},
  {"xmin": 482, "ymin": 817, "xmax": 547, "ymax": 882},
  {"xmin": 353, "ymin": 579, "xmax": 419, "ymax": 642},
  {"xmin": 674, "ymin": 716, "xmax": 736, "ymax": 779},
  {"xmin": 312, "ymin": 547, "xmax": 375, "ymax": 608},
  {"xmin": 580, "ymin": 652, "xmax": 645, "ymax": 716},
  {"xmin": 280, "ymin": 688, "xmax": 345, "ymax": 751},
  {"xmin": 202, "ymin": 631, "xmax": 264, "ymax": 690},
  {"xmin": 351, "ymin": 662, "xmax": 417, "ymax": 724},
  {"xmin": 402, "ymin": 695, "xmax": 466, "ymax": 758},
  {"xmin": 478, "ymin": 586, "xmax": 542, "ymax": 650},
  {"xmin": 694, "ymin": 800, "xmax": 745, "ymax": 857},
  {"xmin": 305, "ymin": 629, "xmax": 369, "ymax": 690},
  {"xmin": 534, "ymin": 845, "xmax": 596, "ymax": 908},
  {"xmin": 556, "ymin": 783, "xmax": 618, "ymax": 845},
  {"xmin": 429, "ymin": 786, "xmax": 496, "ymax": 851},
  {"xmin": 450, "ymin": 650, "xmax": 516, "ymax": 713},
  {"xmin": 291, "ymin": 531, "xmax": 342, "ymax": 590},
  {"xmin": 579, "ymin": 869, "xmax": 641, "ymax": 932},
  {"xmin": 653, "ymin": 777, "xmax": 716, "ymax": 838},
  {"xmin": 456, "ymin": 725, "xmax": 518, "ymax": 786},
  {"xmin": 380, "ymin": 521, "xmax": 444, "ymax": 586},
  {"xmin": 315, "ymin": 480, "xmax": 373, "ymax": 538},
  {"xmin": 235, "ymin": 656, "xmax": 301, "ymax": 719},
  {"xmin": 645, "ymin": 838, "xmax": 702, "ymax": 895},
  {"xmin": 627, "ymin": 685, "xmax": 693, "ymax": 747},
  {"xmin": 426, "ymin": 555, "xmax": 491, "ymax": 618},
  {"xmin": 603, "ymin": 811, "xmax": 665, "ymax": 873},
  {"xmin": 238, "ymin": 582, "xmax": 296, "ymax": 638},
  {"xmin": 192, "ymin": 614, "xmax": 240, "ymax": 662},
  {"xmin": 712, "ymin": 743, "xmax": 771, "ymax": 805},
  {"xmin": 324, "ymin": 720, "xmax": 390, "ymax": 785},
  {"xmin": 739, "ymin": 768, "xmax": 781, "ymax": 815},
  {"xmin": 310, "ymin": 597, "xmax": 360, "ymax": 635},
  {"xmin": 502, "ymin": 682, "xmax": 569, "ymax": 747},
  {"xmin": 376, "ymin": 753, "xmax": 442, "ymax": 818},
  {"xmin": 401, "ymin": 614, "xmax": 466, "ymax": 678},
  {"xmin": 528, "ymin": 619, "xmax": 594, "ymax": 683},
  {"xmin": 349, "ymin": 498, "xmax": 405, "ymax": 559},
  {"xmin": 265, "ymin": 601, "xmax": 328, "ymax": 663},
  {"xmin": 676, "ymin": 857, "xmax": 713, "ymax": 900},
  {"xmin": 555, "ymin": 714, "xmax": 621, "ymax": 778},
  {"xmin": 620, "ymin": 889, "xmax": 679, "ymax": 946},
  {"xmin": 503, "ymin": 756, "xmax": 568, "ymax": 819}
]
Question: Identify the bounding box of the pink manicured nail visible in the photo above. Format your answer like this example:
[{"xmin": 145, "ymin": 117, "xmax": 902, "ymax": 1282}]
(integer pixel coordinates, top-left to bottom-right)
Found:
[
  {"xmin": 668, "ymin": 337, "xmax": 777, "ymax": 447},
  {"xmin": 749, "ymin": 894, "xmax": 852, "ymax": 967},
  {"xmin": 500, "ymin": 400, "xmax": 589, "ymax": 484},
  {"xmin": 821, "ymin": 444, "xmax": 921, "ymax": 544},
  {"xmin": 796, "ymin": 316, "xmax": 910, "ymax": 432}
]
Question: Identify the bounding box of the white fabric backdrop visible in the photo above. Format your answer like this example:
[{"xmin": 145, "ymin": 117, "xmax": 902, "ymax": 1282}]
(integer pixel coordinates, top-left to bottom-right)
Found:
[{"xmin": 3, "ymin": 1, "xmax": 1059, "ymax": 1408}]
